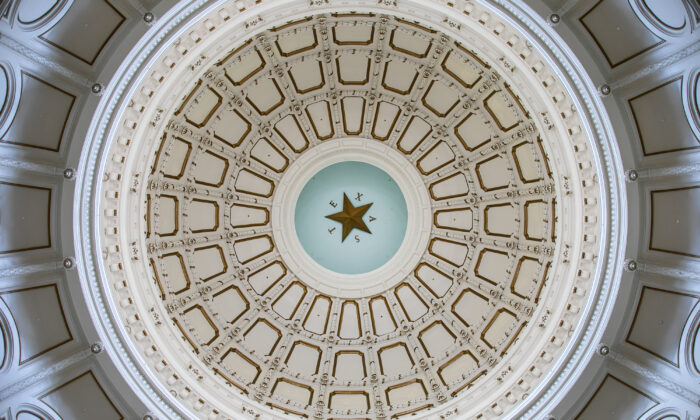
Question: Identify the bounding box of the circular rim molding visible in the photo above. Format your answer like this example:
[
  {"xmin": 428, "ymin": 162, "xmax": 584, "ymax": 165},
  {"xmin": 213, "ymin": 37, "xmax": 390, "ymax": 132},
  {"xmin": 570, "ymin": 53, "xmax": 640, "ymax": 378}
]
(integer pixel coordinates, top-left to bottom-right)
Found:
[
  {"xmin": 272, "ymin": 138, "xmax": 432, "ymax": 298},
  {"xmin": 75, "ymin": 1, "xmax": 626, "ymax": 419}
]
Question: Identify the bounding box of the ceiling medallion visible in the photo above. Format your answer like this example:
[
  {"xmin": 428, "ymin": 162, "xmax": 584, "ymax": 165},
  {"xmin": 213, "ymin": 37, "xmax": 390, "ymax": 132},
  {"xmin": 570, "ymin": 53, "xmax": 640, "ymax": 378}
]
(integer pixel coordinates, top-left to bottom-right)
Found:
[
  {"xmin": 294, "ymin": 159, "xmax": 408, "ymax": 275},
  {"xmin": 324, "ymin": 192, "xmax": 374, "ymax": 242},
  {"xmin": 84, "ymin": 2, "xmax": 619, "ymax": 419}
]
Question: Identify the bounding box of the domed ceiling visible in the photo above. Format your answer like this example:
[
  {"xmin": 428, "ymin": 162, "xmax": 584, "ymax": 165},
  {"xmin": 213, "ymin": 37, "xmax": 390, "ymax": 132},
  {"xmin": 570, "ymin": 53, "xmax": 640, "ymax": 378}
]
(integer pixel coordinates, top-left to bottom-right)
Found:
[
  {"xmin": 1, "ymin": 0, "xmax": 699, "ymax": 420},
  {"xmin": 92, "ymin": 3, "xmax": 608, "ymax": 418}
]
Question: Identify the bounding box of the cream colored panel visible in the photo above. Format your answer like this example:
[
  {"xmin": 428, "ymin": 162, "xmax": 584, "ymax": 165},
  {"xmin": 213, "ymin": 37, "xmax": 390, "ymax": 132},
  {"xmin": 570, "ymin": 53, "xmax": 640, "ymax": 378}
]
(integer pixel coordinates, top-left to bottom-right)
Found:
[
  {"xmin": 627, "ymin": 287, "xmax": 698, "ymax": 365},
  {"xmin": 188, "ymin": 199, "xmax": 218, "ymax": 232},
  {"xmin": 438, "ymin": 351, "xmax": 478, "ymax": 385},
  {"xmin": 250, "ymin": 138, "xmax": 288, "ymax": 172},
  {"xmin": 305, "ymin": 100, "xmax": 334, "ymax": 139},
  {"xmin": 276, "ymin": 28, "xmax": 316, "ymax": 56},
  {"xmin": 334, "ymin": 352, "xmax": 366, "ymax": 381},
  {"xmin": 304, "ymin": 296, "xmax": 331, "ymax": 334},
  {"xmin": 39, "ymin": 0, "xmax": 124, "ymax": 64},
  {"xmin": 390, "ymin": 28, "xmax": 431, "ymax": 57},
  {"xmin": 378, "ymin": 343, "xmax": 413, "ymax": 376},
  {"xmin": 337, "ymin": 54, "xmax": 370, "ymax": 84},
  {"xmin": 452, "ymin": 289, "xmax": 490, "ymax": 327},
  {"xmin": 442, "ymin": 51, "xmax": 481, "ymax": 88},
  {"xmin": 580, "ymin": 0, "xmax": 662, "ymax": 67},
  {"xmin": 156, "ymin": 195, "xmax": 178, "ymax": 236},
  {"xmin": 183, "ymin": 305, "xmax": 218, "ymax": 345},
  {"xmin": 289, "ymin": 60, "xmax": 324, "ymax": 93},
  {"xmin": 41, "ymin": 371, "xmax": 122, "ymax": 420},
  {"xmin": 192, "ymin": 151, "xmax": 228, "ymax": 187},
  {"xmin": 233, "ymin": 235, "xmax": 273, "ymax": 264},
  {"xmin": 246, "ymin": 78, "xmax": 284, "ymax": 115},
  {"xmin": 475, "ymin": 249, "xmax": 509, "ymax": 285},
  {"xmin": 386, "ymin": 380, "xmax": 427, "ymax": 406},
  {"xmin": 234, "ymin": 169, "xmax": 274, "ymax": 197},
  {"xmin": 484, "ymin": 204, "xmax": 516, "ymax": 237},
  {"xmin": 524, "ymin": 200, "xmax": 547, "ymax": 241},
  {"xmin": 395, "ymin": 284, "xmax": 428, "ymax": 321},
  {"xmin": 650, "ymin": 187, "xmax": 700, "ymax": 258},
  {"xmin": 272, "ymin": 379, "xmax": 313, "ymax": 406},
  {"xmin": 423, "ymin": 81, "xmax": 459, "ymax": 117},
  {"xmin": 220, "ymin": 349, "xmax": 260, "ymax": 384},
  {"xmin": 338, "ymin": 301, "xmax": 361, "ymax": 339},
  {"xmin": 429, "ymin": 239, "xmax": 468, "ymax": 267},
  {"xmin": 212, "ymin": 108, "xmax": 251, "ymax": 148},
  {"xmin": 224, "ymin": 49, "xmax": 265, "ymax": 85},
  {"xmin": 370, "ymin": 297, "xmax": 396, "ymax": 335},
  {"xmin": 161, "ymin": 138, "xmax": 191, "ymax": 179},
  {"xmin": 476, "ymin": 155, "xmax": 510, "ymax": 191},
  {"xmin": 244, "ymin": 320, "xmax": 280, "ymax": 356},
  {"xmin": 419, "ymin": 322, "xmax": 455, "ymax": 357},
  {"xmin": 454, "ymin": 112, "xmax": 490, "ymax": 151},
  {"xmin": 382, "ymin": 60, "xmax": 418, "ymax": 94},
  {"xmin": 434, "ymin": 208, "xmax": 473, "ymax": 232},
  {"xmin": 161, "ymin": 253, "xmax": 189, "ymax": 294},
  {"xmin": 372, "ymin": 101, "xmax": 400, "ymax": 140},
  {"xmin": 429, "ymin": 173, "xmax": 469, "ymax": 200},
  {"xmin": 0, "ymin": 285, "xmax": 71, "ymax": 363},
  {"xmin": 511, "ymin": 257, "xmax": 541, "ymax": 299},
  {"xmin": 414, "ymin": 264, "xmax": 452, "ymax": 297},
  {"xmin": 1, "ymin": 73, "xmax": 74, "ymax": 151},
  {"xmin": 630, "ymin": 78, "xmax": 699, "ymax": 155},
  {"xmin": 484, "ymin": 91, "xmax": 519, "ymax": 131},
  {"xmin": 192, "ymin": 245, "xmax": 226, "ymax": 282},
  {"xmin": 286, "ymin": 341, "xmax": 321, "ymax": 375},
  {"xmin": 340, "ymin": 96, "xmax": 365, "ymax": 135},
  {"xmin": 482, "ymin": 309, "xmax": 518, "ymax": 349},
  {"xmin": 274, "ymin": 115, "xmax": 309, "ymax": 152},
  {"xmin": 211, "ymin": 286, "xmax": 248, "ymax": 324},
  {"xmin": 248, "ymin": 262, "xmax": 286, "ymax": 295},
  {"xmin": 230, "ymin": 204, "xmax": 268, "ymax": 228},
  {"xmin": 512, "ymin": 142, "xmax": 541, "ymax": 183},
  {"xmin": 397, "ymin": 116, "xmax": 431, "ymax": 154},
  {"xmin": 333, "ymin": 24, "xmax": 373, "ymax": 44},
  {"xmin": 0, "ymin": 182, "xmax": 51, "ymax": 254},
  {"xmin": 329, "ymin": 392, "xmax": 369, "ymax": 411},
  {"xmin": 272, "ymin": 282, "xmax": 306, "ymax": 320},
  {"xmin": 185, "ymin": 87, "xmax": 221, "ymax": 127},
  {"xmin": 576, "ymin": 375, "xmax": 658, "ymax": 419},
  {"xmin": 417, "ymin": 141, "xmax": 455, "ymax": 175}
]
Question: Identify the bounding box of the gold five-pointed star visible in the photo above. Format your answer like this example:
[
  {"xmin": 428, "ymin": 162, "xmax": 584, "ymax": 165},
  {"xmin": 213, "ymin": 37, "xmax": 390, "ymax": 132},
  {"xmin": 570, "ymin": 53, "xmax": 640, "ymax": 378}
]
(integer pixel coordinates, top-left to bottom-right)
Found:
[{"xmin": 325, "ymin": 193, "xmax": 373, "ymax": 242}]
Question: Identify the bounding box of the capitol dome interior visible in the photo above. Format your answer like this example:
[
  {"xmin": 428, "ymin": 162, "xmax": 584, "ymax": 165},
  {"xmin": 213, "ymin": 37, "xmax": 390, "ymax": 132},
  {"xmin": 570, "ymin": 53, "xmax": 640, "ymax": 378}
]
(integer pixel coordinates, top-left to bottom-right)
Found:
[{"xmin": 0, "ymin": 0, "xmax": 698, "ymax": 419}]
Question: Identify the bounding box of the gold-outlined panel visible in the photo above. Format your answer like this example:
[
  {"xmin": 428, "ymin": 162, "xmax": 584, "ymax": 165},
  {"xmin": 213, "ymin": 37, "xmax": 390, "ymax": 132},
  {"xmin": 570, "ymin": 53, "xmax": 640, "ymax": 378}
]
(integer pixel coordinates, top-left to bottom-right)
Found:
[
  {"xmin": 38, "ymin": 0, "xmax": 126, "ymax": 65},
  {"xmin": 39, "ymin": 370, "xmax": 123, "ymax": 419},
  {"xmin": 193, "ymin": 244, "xmax": 228, "ymax": 282},
  {"xmin": 182, "ymin": 304, "xmax": 220, "ymax": 346},
  {"xmin": 369, "ymin": 295, "xmax": 397, "ymax": 336},
  {"xmin": 0, "ymin": 72, "xmax": 76, "ymax": 152},
  {"xmin": 377, "ymin": 341, "xmax": 414, "ymax": 376},
  {"xmin": 0, "ymin": 181, "xmax": 52, "ymax": 254},
  {"xmin": 302, "ymin": 295, "xmax": 332, "ymax": 335},
  {"xmin": 649, "ymin": 186, "xmax": 700, "ymax": 258},
  {"xmin": 332, "ymin": 350, "xmax": 367, "ymax": 378},
  {"xmin": 270, "ymin": 377, "xmax": 314, "ymax": 406},
  {"xmin": 272, "ymin": 281, "xmax": 307, "ymax": 320},
  {"xmin": 212, "ymin": 285, "xmax": 249, "ymax": 325},
  {"xmin": 0, "ymin": 284, "xmax": 73, "ymax": 365},
  {"xmin": 190, "ymin": 198, "xmax": 220, "ymax": 233}
]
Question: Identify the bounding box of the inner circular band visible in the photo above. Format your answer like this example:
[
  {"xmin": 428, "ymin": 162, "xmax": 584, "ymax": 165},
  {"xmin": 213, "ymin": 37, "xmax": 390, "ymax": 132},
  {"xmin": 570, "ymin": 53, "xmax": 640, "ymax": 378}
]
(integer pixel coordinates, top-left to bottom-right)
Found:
[{"xmin": 272, "ymin": 138, "xmax": 432, "ymax": 298}]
